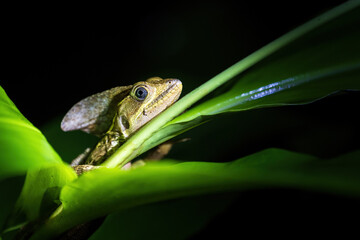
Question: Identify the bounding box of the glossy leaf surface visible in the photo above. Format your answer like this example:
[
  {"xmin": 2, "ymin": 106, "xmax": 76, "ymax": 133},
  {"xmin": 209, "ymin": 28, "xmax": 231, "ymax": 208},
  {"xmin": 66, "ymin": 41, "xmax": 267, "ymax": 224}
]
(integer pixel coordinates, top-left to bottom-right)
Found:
[
  {"xmin": 0, "ymin": 87, "xmax": 76, "ymax": 235},
  {"xmin": 139, "ymin": 5, "xmax": 360, "ymax": 154},
  {"xmin": 32, "ymin": 149, "xmax": 360, "ymax": 239}
]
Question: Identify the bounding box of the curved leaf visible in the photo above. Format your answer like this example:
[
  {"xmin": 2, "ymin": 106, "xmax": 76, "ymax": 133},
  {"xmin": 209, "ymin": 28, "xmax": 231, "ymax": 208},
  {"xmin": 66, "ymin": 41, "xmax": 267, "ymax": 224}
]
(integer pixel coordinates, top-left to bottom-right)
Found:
[
  {"xmin": 31, "ymin": 148, "xmax": 360, "ymax": 239},
  {"xmin": 0, "ymin": 86, "xmax": 63, "ymax": 181},
  {"xmin": 0, "ymin": 87, "xmax": 77, "ymax": 237},
  {"xmin": 15, "ymin": 165, "xmax": 76, "ymax": 222}
]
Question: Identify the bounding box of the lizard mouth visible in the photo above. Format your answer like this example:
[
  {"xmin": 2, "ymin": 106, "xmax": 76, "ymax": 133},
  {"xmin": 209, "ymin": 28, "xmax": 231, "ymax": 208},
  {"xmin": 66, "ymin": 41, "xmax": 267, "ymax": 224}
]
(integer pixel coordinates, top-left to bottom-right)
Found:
[{"xmin": 147, "ymin": 79, "xmax": 182, "ymax": 110}]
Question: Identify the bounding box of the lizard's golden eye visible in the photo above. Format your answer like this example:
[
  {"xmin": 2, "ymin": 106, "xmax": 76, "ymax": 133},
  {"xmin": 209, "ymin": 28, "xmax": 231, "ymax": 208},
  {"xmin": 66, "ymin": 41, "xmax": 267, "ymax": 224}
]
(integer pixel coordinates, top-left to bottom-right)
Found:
[{"xmin": 134, "ymin": 86, "xmax": 148, "ymax": 101}]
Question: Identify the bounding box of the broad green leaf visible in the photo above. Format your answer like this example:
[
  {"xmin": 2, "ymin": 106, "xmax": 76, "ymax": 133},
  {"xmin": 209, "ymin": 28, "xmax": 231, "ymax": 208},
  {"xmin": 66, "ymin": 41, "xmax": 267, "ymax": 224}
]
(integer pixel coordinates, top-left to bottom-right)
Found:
[
  {"xmin": 2, "ymin": 165, "xmax": 76, "ymax": 237},
  {"xmin": 31, "ymin": 149, "xmax": 360, "ymax": 239},
  {"xmin": 102, "ymin": 1, "xmax": 360, "ymax": 168},
  {"xmin": 15, "ymin": 165, "xmax": 76, "ymax": 222},
  {"xmin": 0, "ymin": 86, "xmax": 76, "ymax": 234},
  {"xmin": 0, "ymin": 86, "xmax": 62, "ymax": 181}
]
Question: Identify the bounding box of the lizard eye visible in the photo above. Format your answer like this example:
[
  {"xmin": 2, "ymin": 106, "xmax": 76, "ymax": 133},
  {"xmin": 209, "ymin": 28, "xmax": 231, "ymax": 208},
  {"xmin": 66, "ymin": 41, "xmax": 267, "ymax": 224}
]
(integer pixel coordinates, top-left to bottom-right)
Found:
[{"xmin": 134, "ymin": 86, "xmax": 148, "ymax": 101}]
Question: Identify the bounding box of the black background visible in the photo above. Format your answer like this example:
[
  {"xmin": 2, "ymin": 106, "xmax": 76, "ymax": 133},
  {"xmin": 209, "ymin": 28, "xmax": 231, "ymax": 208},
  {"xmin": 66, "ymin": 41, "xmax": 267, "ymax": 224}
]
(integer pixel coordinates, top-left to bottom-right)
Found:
[
  {"xmin": 2, "ymin": 1, "xmax": 359, "ymax": 238},
  {"xmin": 1, "ymin": 1, "xmax": 346, "ymax": 127}
]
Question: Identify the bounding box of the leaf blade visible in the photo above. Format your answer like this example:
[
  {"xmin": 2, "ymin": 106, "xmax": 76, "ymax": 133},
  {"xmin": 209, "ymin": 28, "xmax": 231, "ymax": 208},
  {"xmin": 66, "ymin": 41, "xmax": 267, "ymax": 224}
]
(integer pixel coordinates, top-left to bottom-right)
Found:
[
  {"xmin": 0, "ymin": 86, "xmax": 63, "ymax": 181},
  {"xmin": 32, "ymin": 148, "xmax": 360, "ymax": 239}
]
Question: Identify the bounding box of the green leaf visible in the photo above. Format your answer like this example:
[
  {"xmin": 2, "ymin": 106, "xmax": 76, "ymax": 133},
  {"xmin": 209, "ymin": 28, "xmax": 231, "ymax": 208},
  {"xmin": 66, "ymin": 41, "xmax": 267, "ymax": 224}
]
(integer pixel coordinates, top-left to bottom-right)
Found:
[
  {"xmin": 31, "ymin": 148, "xmax": 360, "ymax": 239},
  {"xmin": 0, "ymin": 86, "xmax": 63, "ymax": 181},
  {"xmin": 102, "ymin": 1, "xmax": 360, "ymax": 167},
  {"xmin": 0, "ymin": 86, "xmax": 77, "ymax": 235},
  {"xmin": 15, "ymin": 165, "xmax": 76, "ymax": 222}
]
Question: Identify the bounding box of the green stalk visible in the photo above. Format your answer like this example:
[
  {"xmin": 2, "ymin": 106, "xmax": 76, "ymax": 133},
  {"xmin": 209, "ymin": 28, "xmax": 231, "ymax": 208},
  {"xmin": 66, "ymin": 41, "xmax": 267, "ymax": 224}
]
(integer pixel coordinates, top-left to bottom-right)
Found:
[{"xmin": 102, "ymin": 1, "xmax": 359, "ymax": 169}]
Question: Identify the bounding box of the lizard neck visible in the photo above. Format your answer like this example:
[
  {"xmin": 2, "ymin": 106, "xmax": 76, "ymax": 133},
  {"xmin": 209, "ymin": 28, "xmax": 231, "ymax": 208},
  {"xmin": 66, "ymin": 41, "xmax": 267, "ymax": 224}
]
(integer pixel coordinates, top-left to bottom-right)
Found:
[{"xmin": 85, "ymin": 131, "xmax": 125, "ymax": 166}]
